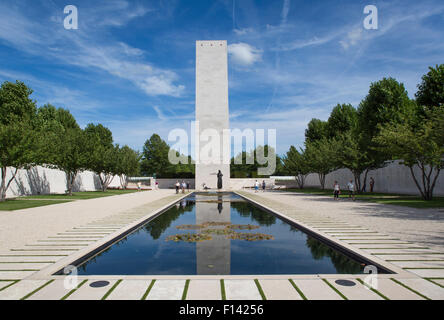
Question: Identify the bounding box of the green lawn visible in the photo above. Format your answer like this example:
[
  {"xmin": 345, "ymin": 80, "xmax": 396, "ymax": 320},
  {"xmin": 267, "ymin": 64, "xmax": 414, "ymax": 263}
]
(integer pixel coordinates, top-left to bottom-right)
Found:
[
  {"xmin": 24, "ymin": 189, "xmax": 141, "ymax": 200},
  {"xmin": 283, "ymin": 188, "xmax": 444, "ymax": 209},
  {"xmin": 0, "ymin": 199, "xmax": 73, "ymax": 211}
]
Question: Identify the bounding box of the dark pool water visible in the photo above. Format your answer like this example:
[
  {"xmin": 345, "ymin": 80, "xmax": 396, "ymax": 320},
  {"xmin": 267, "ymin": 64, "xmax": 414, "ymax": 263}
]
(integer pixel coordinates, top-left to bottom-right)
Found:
[{"xmin": 75, "ymin": 193, "xmax": 373, "ymax": 275}]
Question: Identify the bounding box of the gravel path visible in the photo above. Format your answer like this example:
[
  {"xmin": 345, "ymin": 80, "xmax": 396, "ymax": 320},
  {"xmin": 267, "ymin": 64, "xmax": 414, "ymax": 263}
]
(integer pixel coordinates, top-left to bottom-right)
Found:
[
  {"xmin": 246, "ymin": 190, "xmax": 444, "ymax": 252},
  {"xmin": 0, "ymin": 190, "xmax": 179, "ymax": 253}
]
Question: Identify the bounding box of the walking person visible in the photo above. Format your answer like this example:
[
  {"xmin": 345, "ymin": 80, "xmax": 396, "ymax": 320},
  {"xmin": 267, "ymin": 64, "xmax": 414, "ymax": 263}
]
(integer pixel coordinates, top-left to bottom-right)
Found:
[
  {"xmin": 333, "ymin": 181, "xmax": 340, "ymax": 200},
  {"xmin": 181, "ymin": 181, "xmax": 186, "ymax": 194},
  {"xmin": 137, "ymin": 182, "xmax": 141, "ymax": 192},
  {"xmin": 254, "ymin": 180, "xmax": 259, "ymax": 193},
  {"xmin": 175, "ymin": 181, "xmax": 180, "ymax": 194},
  {"xmin": 347, "ymin": 180, "xmax": 355, "ymax": 201},
  {"xmin": 186, "ymin": 181, "xmax": 190, "ymax": 192},
  {"xmin": 262, "ymin": 180, "xmax": 266, "ymax": 192},
  {"xmin": 369, "ymin": 177, "xmax": 375, "ymax": 193}
]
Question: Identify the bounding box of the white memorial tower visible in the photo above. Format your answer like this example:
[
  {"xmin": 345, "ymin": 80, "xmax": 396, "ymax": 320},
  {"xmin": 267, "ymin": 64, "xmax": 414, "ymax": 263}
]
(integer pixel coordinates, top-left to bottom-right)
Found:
[{"xmin": 195, "ymin": 40, "xmax": 230, "ymax": 190}]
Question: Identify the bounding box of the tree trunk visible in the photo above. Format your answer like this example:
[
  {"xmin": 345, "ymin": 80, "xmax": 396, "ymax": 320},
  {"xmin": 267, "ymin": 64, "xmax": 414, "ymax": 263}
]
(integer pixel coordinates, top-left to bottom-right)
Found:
[
  {"xmin": 66, "ymin": 171, "xmax": 77, "ymax": 196},
  {"xmin": 0, "ymin": 167, "xmax": 6, "ymax": 202},
  {"xmin": 360, "ymin": 169, "xmax": 369, "ymax": 193},
  {"xmin": 318, "ymin": 173, "xmax": 326, "ymax": 190},
  {"xmin": 0, "ymin": 167, "xmax": 18, "ymax": 202}
]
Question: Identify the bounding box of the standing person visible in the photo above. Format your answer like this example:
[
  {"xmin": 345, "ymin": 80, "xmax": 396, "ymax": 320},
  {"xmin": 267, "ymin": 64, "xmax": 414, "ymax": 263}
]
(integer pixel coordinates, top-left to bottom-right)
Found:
[
  {"xmin": 262, "ymin": 180, "xmax": 266, "ymax": 192},
  {"xmin": 347, "ymin": 180, "xmax": 355, "ymax": 201},
  {"xmin": 175, "ymin": 181, "xmax": 180, "ymax": 194},
  {"xmin": 333, "ymin": 181, "xmax": 340, "ymax": 200},
  {"xmin": 186, "ymin": 181, "xmax": 190, "ymax": 192},
  {"xmin": 369, "ymin": 177, "xmax": 375, "ymax": 193},
  {"xmin": 254, "ymin": 180, "xmax": 259, "ymax": 193},
  {"xmin": 217, "ymin": 170, "xmax": 223, "ymax": 190},
  {"xmin": 137, "ymin": 182, "xmax": 141, "ymax": 192},
  {"xmin": 181, "ymin": 181, "xmax": 186, "ymax": 194}
]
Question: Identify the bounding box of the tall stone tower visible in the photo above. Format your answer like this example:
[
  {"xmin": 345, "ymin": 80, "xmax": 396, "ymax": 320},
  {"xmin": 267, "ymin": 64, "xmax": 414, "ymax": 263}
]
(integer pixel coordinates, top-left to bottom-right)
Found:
[{"xmin": 195, "ymin": 40, "xmax": 230, "ymax": 190}]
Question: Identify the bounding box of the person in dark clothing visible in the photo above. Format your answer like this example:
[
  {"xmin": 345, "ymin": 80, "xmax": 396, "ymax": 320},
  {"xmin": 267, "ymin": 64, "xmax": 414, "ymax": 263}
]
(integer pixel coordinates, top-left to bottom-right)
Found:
[{"xmin": 217, "ymin": 170, "xmax": 223, "ymax": 190}]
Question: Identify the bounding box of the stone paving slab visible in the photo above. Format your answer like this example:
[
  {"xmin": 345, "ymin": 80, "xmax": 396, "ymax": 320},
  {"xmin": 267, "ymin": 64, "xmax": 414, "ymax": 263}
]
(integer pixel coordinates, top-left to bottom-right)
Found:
[
  {"xmin": 0, "ymin": 280, "xmax": 47, "ymax": 300},
  {"xmin": 343, "ymin": 240, "xmax": 409, "ymax": 244},
  {"xmin": 258, "ymin": 279, "xmax": 302, "ymax": 300},
  {"xmin": 147, "ymin": 280, "xmax": 186, "ymax": 300},
  {"xmin": 391, "ymin": 261, "xmax": 444, "ymax": 268},
  {"xmin": 291, "ymin": 279, "xmax": 343, "ymax": 300},
  {"xmin": 186, "ymin": 280, "xmax": 221, "ymax": 300},
  {"xmin": 326, "ymin": 278, "xmax": 383, "ymax": 300},
  {"xmin": 363, "ymin": 249, "xmax": 441, "ymax": 254},
  {"xmin": 67, "ymin": 280, "xmax": 118, "ymax": 300},
  {"xmin": 0, "ymin": 256, "xmax": 61, "ymax": 262},
  {"xmin": 224, "ymin": 280, "xmax": 262, "ymax": 300},
  {"xmin": 374, "ymin": 254, "xmax": 444, "ymax": 261},
  {"xmin": 405, "ymin": 269, "xmax": 444, "ymax": 278},
  {"xmin": 106, "ymin": 280, "xmax": 151, "ymax": 300},
  {"xmin": 27, "ymin": 279, "xmax": 74, "ymax": 300},
  {"xmin": 394, "ymin": 278, "xmax": 444, "ymax": 300},
  {"xmin": 0, "ymin": 263, "xmax": 51, "ymax": 270},
  {"xmin": 367, "ymin": 278, "xmax": 424, "ymax": 300},
  {"xmin": 0, "ymin": 271, "xmax": 36, "ymax": 280},
  {"xmin": 355, "ymin": 244, "xmax": 429, "ymax": 249}
]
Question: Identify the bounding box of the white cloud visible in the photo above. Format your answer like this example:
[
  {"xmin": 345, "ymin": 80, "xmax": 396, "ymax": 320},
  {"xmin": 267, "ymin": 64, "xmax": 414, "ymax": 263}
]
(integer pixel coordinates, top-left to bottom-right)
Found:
[
  {"xmin": 228, "ymin": 43, "xmax": 262, "ymax": 66},
  {"xmin": 0, "ymin": 2, "xmax": 184, "ymax": 98},
  {"xmin": 339, "ymin": 28, "xmax": 364, "ymax": 50}
]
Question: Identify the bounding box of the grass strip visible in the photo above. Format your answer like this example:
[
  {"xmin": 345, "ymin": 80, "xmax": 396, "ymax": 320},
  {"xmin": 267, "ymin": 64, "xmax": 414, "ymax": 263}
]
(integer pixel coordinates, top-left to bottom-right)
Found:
[
  {"xmin": 101, "ymin": 279, "xmax": 122, "ymax": 300},
  {"xmin": 390, "ymin": 278, "xmax": 431, "ymax": 300},
  {"xmin": 321, "ymin": 279, "xmax": 347, "ymax": 300},
  {"xmin": 182, "ymin": 279, "xmax": 190, "ymax": 300},
  {"xmin": 0, "ymin": 280, "xmax": 19, "ymax": 292},
  {"xmin": 288, "ymin": 279, "xmax": 307, "ymax": 300},
  {"xmin": 220, "ymin": 279, "xmax": 226, "ymax": 300},
  {"xmin": 141, "ymin": 279, "xmax": 156, "ymax": 300},
  {"xmin": 61, "ymin": 279, "xmax": 87, "ymax": 300},
  {"xmin": 356, "ymin": 278, "xmax": 389, "ymax": 300},
  {"xmin": 21, "ymin": 280, "xmax": 54, "ymax": 300},
  {"xmin": 254, "ymin": 279, "xmax": 266, "ymax": 300}
]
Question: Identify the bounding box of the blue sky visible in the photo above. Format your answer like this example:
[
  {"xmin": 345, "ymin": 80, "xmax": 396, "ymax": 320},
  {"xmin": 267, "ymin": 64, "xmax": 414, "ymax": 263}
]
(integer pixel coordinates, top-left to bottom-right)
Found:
[{"xmin": 0, "ymin": 0, "xmax": 443, "ymax": 155}]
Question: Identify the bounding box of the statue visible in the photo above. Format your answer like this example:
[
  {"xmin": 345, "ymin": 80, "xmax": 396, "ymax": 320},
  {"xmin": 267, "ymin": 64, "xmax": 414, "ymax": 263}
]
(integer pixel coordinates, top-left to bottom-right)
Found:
[{"xmin": 217, "ymin": 170, "xmax": 223, "ymax": 190}]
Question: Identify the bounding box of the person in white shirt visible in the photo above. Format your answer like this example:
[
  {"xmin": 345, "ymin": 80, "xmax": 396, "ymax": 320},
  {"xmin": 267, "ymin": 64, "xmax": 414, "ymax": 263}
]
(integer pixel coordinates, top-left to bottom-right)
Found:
[
  {"xmin": 175, "ymin": 181, "xmax": 180, "ymax": 194},
  {"xmin": 347, "ymin": 180, "xmax": 355, "ymax": 201},
  {"xmin": 333, "ymin": 181, "xmax": 340, "ymax": 200},
  {"xmin": 254, "ymin": 180, "xmax": 259, "ymax": 193}
]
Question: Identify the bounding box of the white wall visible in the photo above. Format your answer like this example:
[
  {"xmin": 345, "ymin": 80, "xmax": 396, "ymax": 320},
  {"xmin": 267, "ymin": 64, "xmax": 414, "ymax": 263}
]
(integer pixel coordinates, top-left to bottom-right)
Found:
[
  {"xmin": 1, "ymin": 166, "xmax": 122, "ymax": 198},
  {"xmin": 304, "ymin": 160, "xmax": 444, "ymax": 196}
]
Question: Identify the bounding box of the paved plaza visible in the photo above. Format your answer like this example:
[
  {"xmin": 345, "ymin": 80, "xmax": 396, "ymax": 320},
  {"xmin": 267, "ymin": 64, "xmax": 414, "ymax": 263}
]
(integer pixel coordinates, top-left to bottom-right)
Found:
[{"xmin": 0, "ymin": 190, "xmax": 443, "ymax": 300}]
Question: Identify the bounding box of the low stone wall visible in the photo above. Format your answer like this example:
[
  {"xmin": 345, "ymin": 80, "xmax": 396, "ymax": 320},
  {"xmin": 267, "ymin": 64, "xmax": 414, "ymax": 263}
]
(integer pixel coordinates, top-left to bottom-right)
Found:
[{"xmin": 155, "ymin": 179, "xmax": 195, "ymax": 189}]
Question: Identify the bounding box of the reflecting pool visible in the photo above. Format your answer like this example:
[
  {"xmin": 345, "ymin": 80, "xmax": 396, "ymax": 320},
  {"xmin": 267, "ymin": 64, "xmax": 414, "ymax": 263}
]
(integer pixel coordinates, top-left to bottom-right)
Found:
[{"xmin": 75, "ymin": 193, "xmax": 378, "ymax": 275}]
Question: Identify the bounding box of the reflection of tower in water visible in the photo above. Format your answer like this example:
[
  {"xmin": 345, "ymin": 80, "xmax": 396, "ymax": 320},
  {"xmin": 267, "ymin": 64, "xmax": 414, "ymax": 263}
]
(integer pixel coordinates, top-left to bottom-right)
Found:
[{"xmin": 195, "ymin": 194, "xmax": 231, "ymax": 275}]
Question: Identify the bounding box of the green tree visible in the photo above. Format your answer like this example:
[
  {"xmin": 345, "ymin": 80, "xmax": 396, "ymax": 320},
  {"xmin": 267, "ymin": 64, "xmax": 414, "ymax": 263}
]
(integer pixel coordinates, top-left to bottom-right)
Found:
[
  {"xmin": 327, "ymin": 104, "xmax": 357, "ymax": 138},
  {"xmin": 282, "ymin": 146, "xmax": 311, "ymax": 189},
  {"xmin": 0, "ymin": 81, "xmax": 38, "ymax": 201},
  {"xmin": 36, "ymin": 104, "xmax": 89, "ymax": 195},
  {"xmin": 305, "ymin": 138, "xmax": 339, "ymax": 189},
  {"xmin": 84, "ymin": 123, "xmax": 117, "ymax": 191},
  {"xmin": 415, "ymin": 64, "xmax": 444, "ymax": 108},
  {"xmin": 115, "ymin": 145, "xmax": 141, "ymax": 189},
  {"xmin": 355, "ymin": 78, "xmax": 416, "ymax": 191},
  {"xmin": 374, "ymin": 106, "xmax": 444, "ymax": 200},
  {"xmin": 305, "ymin": 119, "xmax": 328, "ymax": 143},
  {"xmin": 140, "ymin": 134, "xmax": 173, "ymax": 178}
]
